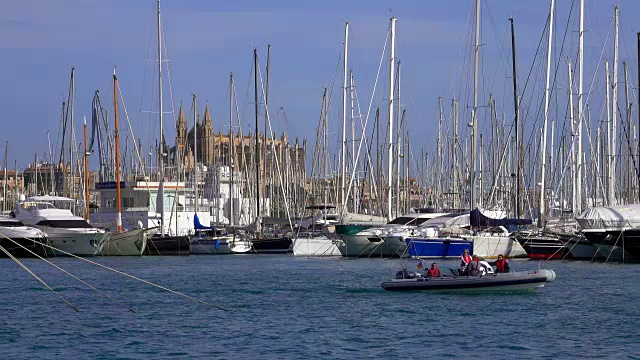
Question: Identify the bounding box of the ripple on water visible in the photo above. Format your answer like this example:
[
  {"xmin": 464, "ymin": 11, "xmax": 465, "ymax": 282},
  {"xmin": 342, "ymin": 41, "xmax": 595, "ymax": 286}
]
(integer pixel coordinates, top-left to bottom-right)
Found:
[{"xmin": 0, "ymin": 256, "xmax": 639, "ymax": 358}]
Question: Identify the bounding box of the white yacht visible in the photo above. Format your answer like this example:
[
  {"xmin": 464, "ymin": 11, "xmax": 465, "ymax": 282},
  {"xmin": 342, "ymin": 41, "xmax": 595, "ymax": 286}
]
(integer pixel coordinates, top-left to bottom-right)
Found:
[
  {"xmin": 0, "ymin": 217, "xmax": 51, "ymax": 257},
  {"xmin": 12, "ymin": 195, "xmax": 111, "ymax": 256},
  {"xmin": 337, "ymin": 211, "xmax": 448, "ymax": 257}
]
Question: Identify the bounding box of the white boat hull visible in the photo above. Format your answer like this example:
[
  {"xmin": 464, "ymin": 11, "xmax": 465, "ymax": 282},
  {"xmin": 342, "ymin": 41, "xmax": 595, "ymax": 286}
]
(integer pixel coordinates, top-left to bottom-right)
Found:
[
  {"xmin": 190, "ymin": 236, "xmax": 232, "ymax": 255},
  {"xmin": 292, "ymin": 236, "xmax": 341, "ymax": 257},
  {"xmin": 466, "ymin": 235, "xmax": 528, "ymax": 259},
  {"xmin": 41, "ymin": 228, "xmax": 110, "ymax": 256},
  {"xmin": 229, "ymin": 239, "xmax": 252, "ymax": 254},
  {"xmin": 381, "ymin": 235, "xmax": 409, "ymax": 257},
  {"xmin": 338, "ymin": 233, "xmax": 388, "ymax": 257},
  {"xmin": 98, "ymin": 228, "xmax": 148, "ymax": 256}
]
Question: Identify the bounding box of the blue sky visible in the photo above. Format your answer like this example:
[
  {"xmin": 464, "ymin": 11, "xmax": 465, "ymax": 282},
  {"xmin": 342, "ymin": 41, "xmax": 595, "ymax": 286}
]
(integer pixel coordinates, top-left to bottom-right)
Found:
[{"xmin": 1, "ymin": 0, "xmax": 638, "ymax": 172}]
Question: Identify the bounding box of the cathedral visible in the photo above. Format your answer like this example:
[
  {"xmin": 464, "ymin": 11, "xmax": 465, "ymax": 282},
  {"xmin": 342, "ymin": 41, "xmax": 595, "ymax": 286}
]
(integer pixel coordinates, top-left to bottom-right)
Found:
[{"xmin": 172, "ymin": 102, "xmax": 307, "ymax": 178}]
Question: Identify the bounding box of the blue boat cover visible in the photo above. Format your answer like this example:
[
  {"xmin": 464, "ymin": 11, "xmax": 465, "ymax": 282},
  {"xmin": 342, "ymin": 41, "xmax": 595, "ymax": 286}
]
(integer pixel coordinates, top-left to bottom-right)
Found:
[
  {"xmin": 469, "ymin": 208, "xmax": 532, "ymax": 228},
  {"xmin": 194, "ymin": 213, "xmax": 215, "ymax": 230}
]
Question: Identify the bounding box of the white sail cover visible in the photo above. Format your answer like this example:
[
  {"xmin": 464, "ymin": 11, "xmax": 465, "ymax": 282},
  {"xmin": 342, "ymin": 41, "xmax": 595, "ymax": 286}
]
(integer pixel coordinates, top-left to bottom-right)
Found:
[
  {"xmin": 340, "ymin": 212, "xmax": 387, "ymax": 225},
  {"xmin": 419, "ymin": 212, "xmax": 470, "ymax": 229},
  {"xmin": 576, "ymin": 204, "xmax": 640, "ymax": 230}
]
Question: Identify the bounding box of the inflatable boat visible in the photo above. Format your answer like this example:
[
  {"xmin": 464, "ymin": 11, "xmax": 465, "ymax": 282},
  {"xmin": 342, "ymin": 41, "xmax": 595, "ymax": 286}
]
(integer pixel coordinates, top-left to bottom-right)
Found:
[{"xmin": 381, "ymin": 269, "xmax": 556, "ymax": 292}]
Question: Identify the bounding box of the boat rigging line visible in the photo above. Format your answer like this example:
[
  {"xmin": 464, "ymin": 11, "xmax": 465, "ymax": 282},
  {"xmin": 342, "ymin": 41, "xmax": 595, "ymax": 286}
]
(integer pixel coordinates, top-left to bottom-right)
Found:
[
  {"xmin": 0, "ymin": 243, "xmax": 79, "ymax": 312},
  {"xmin": 15, "ymin": 236, "xmax": 230, "ymax": 311},
  {"xmin": 0, "ymin": 231, "xmax": 136, "ymax": 312}
]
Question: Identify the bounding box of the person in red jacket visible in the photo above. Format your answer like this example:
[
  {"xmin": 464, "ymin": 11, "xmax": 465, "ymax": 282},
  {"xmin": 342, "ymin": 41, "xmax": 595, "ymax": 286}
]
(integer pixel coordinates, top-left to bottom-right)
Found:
[
  {"xmin": 491, "ymin": 254, "xmax": 510, "ymax": 273},
  {"xmin": 428, "ymin": 262, "xmax": 441, "ymax": 277},
  {"xmin": 459, "ymin": 248, "xmax": 473, "ymax": 275}
]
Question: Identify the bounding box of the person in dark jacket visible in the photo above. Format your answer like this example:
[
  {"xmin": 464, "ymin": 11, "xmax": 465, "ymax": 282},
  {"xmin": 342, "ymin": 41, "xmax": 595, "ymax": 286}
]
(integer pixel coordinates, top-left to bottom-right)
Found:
[
  {"xmin": 491, "ymin": 254, "xmax": 510, "ymax": 273},
  {"xmin": 467, "ymin": 255, "xmax": 486, "ymax": 276}
]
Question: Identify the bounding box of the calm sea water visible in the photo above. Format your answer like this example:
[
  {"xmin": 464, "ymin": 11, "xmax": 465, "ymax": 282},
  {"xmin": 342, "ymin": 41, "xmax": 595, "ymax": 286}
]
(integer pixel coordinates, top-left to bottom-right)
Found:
[{"xmin": 0, "ymin": 255, "xmax": 638, "ymax": 359}]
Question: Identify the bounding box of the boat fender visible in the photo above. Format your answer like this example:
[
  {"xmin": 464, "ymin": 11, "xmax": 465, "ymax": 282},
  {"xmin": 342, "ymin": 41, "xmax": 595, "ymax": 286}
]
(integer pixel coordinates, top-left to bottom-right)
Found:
[{"xmin": 542, "ymin": 269, "xmax": 556, "ymax": 282}]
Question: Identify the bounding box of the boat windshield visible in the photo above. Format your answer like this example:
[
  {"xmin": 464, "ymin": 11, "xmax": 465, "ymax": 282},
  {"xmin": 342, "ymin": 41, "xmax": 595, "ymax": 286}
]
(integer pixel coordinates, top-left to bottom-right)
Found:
[
  {"xmin": 388, "ymin": 217, "xmax": 430, "ymax": 226},
  {"xmin": 36, "ymin": 220, "xmax": 93, "ymax": 229},
  {"xmin": 22, "ymin": 201, "xmax": 57, "ymax": 210},
  {"xmin": 0, "ymin": 220, "xmax": 25, "ymax": 227},
  {"xmin": 388, "ymin": 217, "xmax": 416, "ymax": 225}
]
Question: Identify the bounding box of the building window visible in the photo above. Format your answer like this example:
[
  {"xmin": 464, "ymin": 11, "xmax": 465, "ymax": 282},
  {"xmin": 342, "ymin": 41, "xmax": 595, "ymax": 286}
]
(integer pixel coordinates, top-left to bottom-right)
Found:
[
  {"xmin": 105, "ymin": 198, "xmax": 116, "ymax": 208},
  {"xmin": 122, "ymin": 197, "xmax": 135, "ymax": 208}
]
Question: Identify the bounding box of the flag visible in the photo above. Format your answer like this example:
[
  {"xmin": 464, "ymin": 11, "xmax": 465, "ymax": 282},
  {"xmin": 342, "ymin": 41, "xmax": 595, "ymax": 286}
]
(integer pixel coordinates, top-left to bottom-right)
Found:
[{"xmin": 416, "ymin": 261, "xmax": 423, "ymax": 269}]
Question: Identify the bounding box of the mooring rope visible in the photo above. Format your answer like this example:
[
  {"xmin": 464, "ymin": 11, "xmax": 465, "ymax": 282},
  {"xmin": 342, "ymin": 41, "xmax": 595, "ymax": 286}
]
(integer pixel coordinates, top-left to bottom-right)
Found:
[
  {"xmin": 0, "ymin": 243, "xmax": 79, "ymax": 312},
  {"xmin": 19, "ymin": 236, "xmax": 230, "ymax": 311},
  {"xmin": 0, "ymin": 232, "xmax": 135, "ymax": 312}
]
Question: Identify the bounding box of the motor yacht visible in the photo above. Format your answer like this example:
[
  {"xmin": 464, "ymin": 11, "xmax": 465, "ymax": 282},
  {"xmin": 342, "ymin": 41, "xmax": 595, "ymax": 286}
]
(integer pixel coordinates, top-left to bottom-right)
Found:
[{"xmin": 12, "ymin": 195, "xmax": 110, "ymax": 256}]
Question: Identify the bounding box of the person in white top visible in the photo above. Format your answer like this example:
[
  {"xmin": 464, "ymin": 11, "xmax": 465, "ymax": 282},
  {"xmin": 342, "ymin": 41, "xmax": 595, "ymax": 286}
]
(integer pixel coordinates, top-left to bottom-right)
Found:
[{"xmin": 459, "ymin": 248, "xmax": 473, "ymax": 275}]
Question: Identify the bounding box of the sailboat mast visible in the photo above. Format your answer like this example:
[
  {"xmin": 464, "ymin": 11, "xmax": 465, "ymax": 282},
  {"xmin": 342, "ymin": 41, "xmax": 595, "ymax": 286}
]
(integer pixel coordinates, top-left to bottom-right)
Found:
[
  {"xmin": 637, "ymin": 32, "xmax": 640, "ymax": 202},
  {"xmin": 264, "ymin": 45, "xmax": 271, "ymax": 217},
  {"xmin": 453, "ymin": 98, "xmax": 459, "ymax": 209},
  {"xmin": 48, "ymin": 131, "xmax": 54, "ymax": 194},
  {"xmin": 350, "ymin": 69, "xmax": 356, "ymax": 212},
  {"xmin": 623, "ymin": 62, "xmax": 631, "ymax": 202},
  {"xmin": 396, "ymin": 61, "xmax": 402, "ymax": 216},
  {"xmin": 341, "ymin": 22, "xmax": 349, "ymax": 212},
  {"xmin": 70, "ymin": 67, "xmax": 75, "ymax": 200},
  {"xmin": 568, "ymin": 60, "xmax": 576, "ymax": 215},
  {"xmin": 437, "ymin": 97, "xmax": 443, "ymax": 208},
  {"xmin": 470, "ymin": 0, "xmax": 480, "ymax": 211},
  {"xmin": 610, "ymin": 6, "xmax": 619, "ymax": 205},
  {"xmin": 113, "ymin": 70, "xmax": 123, "ymax": 232},
  {"xmin": 83, "ymin": 117, "xmax": 90, "ymax": 221},
  {"xmin": 387, "ymin": 16, "xmax": 397, "ymax": 220},
  {"xmin": 157, "ymin": 0, "xmax": 164, "ymax": 179},
  {"xmin": 509, "ymin": 17, "xmax": 521, "ymax": 218},
  {"xmin": 34, "ymin": 153, "xmax": 38, "ymax": 196},
  {"xmin": 229, "ymin": 73, "xmax": 234, "ymax": 226},
  {"xmin": 156, "ymin": 0, "xmax": 166, "ymax": 236},
  {"xmin": 2, "ymin": 142, "xmax": 7, "ymax": 212},
  {"xmin": 193, "ymin": 94, "xmax": 198, "ymax": 214},
  {"xmin": 539, "ymin": 0, "xmax": 554, "ymax": 228},
  {"xmin": 576, "ymin": 0, "xmax": 584, "ymax": 214},
  {"xmin": 254, "ymin": 48, "xmax": 260, "ymax": 229},
  {"xmin": 605, "ymin": 60, "xmax": 611, "ymax": 205}
]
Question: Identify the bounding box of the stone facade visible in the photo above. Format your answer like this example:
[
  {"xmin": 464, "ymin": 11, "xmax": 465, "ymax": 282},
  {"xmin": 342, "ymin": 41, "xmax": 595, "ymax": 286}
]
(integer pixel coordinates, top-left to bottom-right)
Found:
[{"xmin": 173, "ymin": 103, "xmax": 307, "ymax": 175}]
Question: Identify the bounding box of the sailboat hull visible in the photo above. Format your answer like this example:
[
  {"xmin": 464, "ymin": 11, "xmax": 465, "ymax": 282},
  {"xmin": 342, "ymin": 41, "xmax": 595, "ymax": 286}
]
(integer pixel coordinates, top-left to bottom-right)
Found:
[
  {"xmin": 465, "ymin": 235, "xmax": 528, "ymax": 259},
  {"xmin": 251, "ymin": 237, "xmax": 292, "ymax": 254},
  {"xmin": 145, "ymin": 235, "xmax": 190, "ymax": 256},
  {"xmin": 405, "ymin": 237, "xmax": 473, "ymax": 258},
  {"xmin": 292, "ymin": 235, "xmax": 341, "ymax": 256},
  {"xmin": 98, "ymin": 228, "xmax": 148, "ymax": 256},
  {"xmin": 190, "ymin": 235, "xmax": 232, "ymax": 255}
]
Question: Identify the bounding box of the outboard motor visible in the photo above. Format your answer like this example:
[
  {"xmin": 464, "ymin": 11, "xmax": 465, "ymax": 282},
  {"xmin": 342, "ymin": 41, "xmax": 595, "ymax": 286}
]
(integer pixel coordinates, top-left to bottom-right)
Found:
[{"xmin": 395, "ymin": 270, "xmax": 416, "ymax": 279}]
